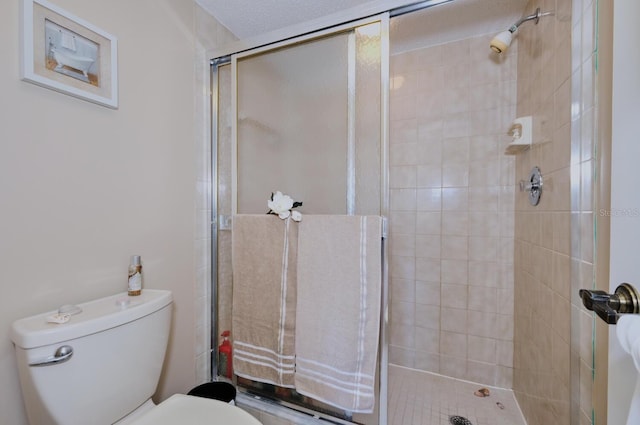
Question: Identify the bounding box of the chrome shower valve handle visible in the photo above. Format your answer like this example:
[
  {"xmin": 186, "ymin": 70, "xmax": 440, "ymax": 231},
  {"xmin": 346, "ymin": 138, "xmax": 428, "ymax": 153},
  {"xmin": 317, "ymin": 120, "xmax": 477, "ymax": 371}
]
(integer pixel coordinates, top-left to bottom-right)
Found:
[{"xmin": 519, "ymin": 166, "xmax": 543, "ymax": 206}]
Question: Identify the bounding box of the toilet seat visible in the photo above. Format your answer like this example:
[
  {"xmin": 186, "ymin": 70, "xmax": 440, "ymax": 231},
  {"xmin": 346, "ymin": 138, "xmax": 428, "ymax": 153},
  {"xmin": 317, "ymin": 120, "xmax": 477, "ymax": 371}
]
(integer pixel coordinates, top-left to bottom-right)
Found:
[{"xmin": 130, "ymin": 394, "xmax": 262, "ymax": 425}]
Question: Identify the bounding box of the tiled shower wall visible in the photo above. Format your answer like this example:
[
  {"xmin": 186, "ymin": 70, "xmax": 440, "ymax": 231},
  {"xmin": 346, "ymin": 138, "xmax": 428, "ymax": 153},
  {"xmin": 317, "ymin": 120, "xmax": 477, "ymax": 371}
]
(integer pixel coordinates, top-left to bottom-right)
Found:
[
  {"xmin": 569, "ymin": 1, "xmax": 599, "ymax": 423},
  {"xmin": 512, "ymin": 0, "xmax": 572, "ymax": 418},
  {"xmin": 512, "ymin": 0, "xmax": 597, "ymax": 423},
  {"xmin": 388, "ymin": 33, "xmax": 517, "ymax": 387}
]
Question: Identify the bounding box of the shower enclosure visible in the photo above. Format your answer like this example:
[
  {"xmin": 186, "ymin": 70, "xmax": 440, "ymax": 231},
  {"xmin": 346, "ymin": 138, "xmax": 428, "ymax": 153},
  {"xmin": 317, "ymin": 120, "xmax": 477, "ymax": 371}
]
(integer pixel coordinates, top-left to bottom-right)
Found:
[{"xmin": 208, "ymin": 1, "xmax": 597, "ymax": 424}]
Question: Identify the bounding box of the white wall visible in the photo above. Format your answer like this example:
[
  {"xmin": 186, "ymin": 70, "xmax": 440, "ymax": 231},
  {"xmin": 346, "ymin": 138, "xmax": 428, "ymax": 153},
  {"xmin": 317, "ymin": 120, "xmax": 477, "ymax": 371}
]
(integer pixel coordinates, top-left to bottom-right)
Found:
[{"xmin": 0, "ymin": 1, "xmax": 200, "ymax": 423}]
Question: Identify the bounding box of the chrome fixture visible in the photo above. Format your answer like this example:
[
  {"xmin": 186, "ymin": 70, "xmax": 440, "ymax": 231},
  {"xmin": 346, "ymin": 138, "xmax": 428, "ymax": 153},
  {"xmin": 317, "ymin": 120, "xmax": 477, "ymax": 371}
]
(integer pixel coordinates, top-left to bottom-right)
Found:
[
  {"xmin": 29, "ymin": 345, "xmax": 74, "ymax": 367},
  {"xmin": 519, "ymin": 166, "xmax": 543, "ymax": 206},
  {"xmin": 579, "ymin": 283, "xmax": 640, "ymax": 325},
  {"xmin": 490, "ymin": 8, "xmax": 553, "ymax": 53}
]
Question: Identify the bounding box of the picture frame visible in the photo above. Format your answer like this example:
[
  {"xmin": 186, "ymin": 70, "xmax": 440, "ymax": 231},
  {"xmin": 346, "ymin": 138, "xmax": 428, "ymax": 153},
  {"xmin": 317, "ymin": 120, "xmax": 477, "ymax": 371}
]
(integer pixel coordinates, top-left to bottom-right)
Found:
[{"xmin": 21, "ymin": 0, "xmax": 118, "ymax": 109}]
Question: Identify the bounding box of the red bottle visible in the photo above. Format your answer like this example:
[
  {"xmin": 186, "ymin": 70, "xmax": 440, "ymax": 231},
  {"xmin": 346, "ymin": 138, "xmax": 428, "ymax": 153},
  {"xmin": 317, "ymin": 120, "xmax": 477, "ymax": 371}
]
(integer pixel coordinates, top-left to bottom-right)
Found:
[{"xmin": 218, "ymin": 330, "xmax": 233, "ymax": 379}]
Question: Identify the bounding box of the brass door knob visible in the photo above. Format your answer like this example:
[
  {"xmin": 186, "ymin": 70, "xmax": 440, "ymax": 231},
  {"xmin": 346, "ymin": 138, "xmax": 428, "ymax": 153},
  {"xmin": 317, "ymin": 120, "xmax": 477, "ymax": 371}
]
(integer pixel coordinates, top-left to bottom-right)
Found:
[{"xmin": 579, "ymin": 283, "xmax": 640, "ymax": 324}]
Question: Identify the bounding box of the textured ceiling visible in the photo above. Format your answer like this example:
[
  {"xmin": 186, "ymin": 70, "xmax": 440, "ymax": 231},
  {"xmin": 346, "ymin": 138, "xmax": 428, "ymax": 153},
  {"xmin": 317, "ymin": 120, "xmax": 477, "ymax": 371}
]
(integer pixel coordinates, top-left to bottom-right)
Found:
[{"xmin": 196, "ymin": 0, "xmax": 376, "ymax": 40}]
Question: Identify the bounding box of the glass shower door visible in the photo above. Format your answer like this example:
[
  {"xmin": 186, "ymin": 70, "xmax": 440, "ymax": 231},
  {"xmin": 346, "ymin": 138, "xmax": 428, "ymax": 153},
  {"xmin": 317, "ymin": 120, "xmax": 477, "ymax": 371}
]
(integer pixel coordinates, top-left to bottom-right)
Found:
[
  {"xmin": 233, "ymin": 22, "xmax": 385, "ymax": 217},
  {"xmin": 213, "ymin": 16, "xmax": 389, "ymax": 425}
]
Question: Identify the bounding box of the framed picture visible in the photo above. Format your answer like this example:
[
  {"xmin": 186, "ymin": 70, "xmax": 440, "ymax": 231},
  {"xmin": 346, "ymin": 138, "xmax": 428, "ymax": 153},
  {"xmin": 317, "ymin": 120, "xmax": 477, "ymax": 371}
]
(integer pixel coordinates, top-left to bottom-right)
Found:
[{"xmin": 21, "ymin": 0, "xmax": 118, "ymax": 109}]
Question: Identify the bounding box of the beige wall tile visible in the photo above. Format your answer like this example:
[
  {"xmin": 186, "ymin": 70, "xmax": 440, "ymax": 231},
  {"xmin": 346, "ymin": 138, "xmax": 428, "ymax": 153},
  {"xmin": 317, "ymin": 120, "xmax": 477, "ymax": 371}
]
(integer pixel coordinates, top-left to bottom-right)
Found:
[
  {"xmin": 468, "ymin": 335, "xmax": 497, "ymax": 363},
  {"xmin": 469, "ymin": 287, "xmax": 498, "ymax": 313},
  {"xmin": 391, "ymin": 301, "xmax": 416, "ymax": 326},
  {"xmin": 467, "ymin": 360, "xmax": 497, "ymax": 385},
  {"xmin": 416, "ymin": 212, "xmax": 441, "ymax": 235},
  {"xmin": 391, "ymin": 323, "xmax": 416, "ymax": 348},
  {"xmin": 441, "ymin": 259, "xmax": 469, "ymax": 284},
  {"xmin": 389, "ymin": 31, "xmax": 516, "ymax": 388},
  {"xmin": 415, "ymin": 327, "xmax": 440, "ymax": 353},
  {"xmin": 441, "ymin": 284, "xmax": 468, "ymax": 309},
  {"xmin": 416, "ymin": 304, "xmax": 440, "ymax": 329},
  {"xmin": 391, "ymin": 119, "xmax": 418, "ymax": 144},
  {"xmin": 416, "ymin": 281, "xmax": 441, "ymax": 306},
  {"xmin": 390, "ymin": 234, "xmax": 417, "ymax": 257},
  {"xmin": 440, "ymin": 331, "xmax": 467, "ymax": 358},
  {"xmin": 391, "ymin": 278, "xmax": 416, "ymax": 303},
  {"xmin": 390, "ymin": 165, "xmax": 417, "ymax": 188},
  {"xmin": 414, "ymin": 352, "xmax": 440, "ymax": 372},
  {"xmin": 416, "ymin": 258, "xmax": 441, "ymax": 282},
  {"xmin": 390, "ymin": 255, "xmax": 416, "ymax": 280},
  {"xmin": 442, "ymin": 212, "xmax": 468, "ymax": 235},
  {"xmin": 441, "ymin": 308, "xmax": 468, "ymax": 334},
  {"xmin": 469, "ymin": 261, "xmax": 500, "ymax": 287},
  {"xmin": 416, "ymin": 235, "xmax": 441, "ymax": 259},
  {"xmin": 416, "ymin": 165, "xmax": 442, "ymax": 188},
  {"xmin": 442, "ymin": 188, "xmax": 469, "ymax": 211},
  {"xmin": 417, "ymin": 188, "xmax": 442, "ymax": 211},
  {"xmin": 441, "ymin": 236, "xmax": 468, "ymax": 260}
]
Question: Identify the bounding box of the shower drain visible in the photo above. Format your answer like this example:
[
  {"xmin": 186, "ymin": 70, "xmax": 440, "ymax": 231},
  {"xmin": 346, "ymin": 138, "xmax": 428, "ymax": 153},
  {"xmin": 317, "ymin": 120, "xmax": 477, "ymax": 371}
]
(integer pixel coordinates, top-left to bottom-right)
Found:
[{"xmin": 449, "ymin": 416, "xmax": 474, "ymax": 425}]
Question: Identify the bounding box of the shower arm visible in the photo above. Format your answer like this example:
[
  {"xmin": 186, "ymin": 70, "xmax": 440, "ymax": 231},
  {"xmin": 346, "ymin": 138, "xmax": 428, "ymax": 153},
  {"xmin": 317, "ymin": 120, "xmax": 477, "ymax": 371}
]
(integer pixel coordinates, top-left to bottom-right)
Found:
[{"xmin": 508, "ymin": 7, "xmax": 553, "ymax": 33}]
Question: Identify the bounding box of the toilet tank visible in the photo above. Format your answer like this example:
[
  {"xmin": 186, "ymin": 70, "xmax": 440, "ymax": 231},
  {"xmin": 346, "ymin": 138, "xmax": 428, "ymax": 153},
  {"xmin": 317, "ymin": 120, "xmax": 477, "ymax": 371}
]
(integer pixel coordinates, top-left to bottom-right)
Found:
[{"xmin": 10, "ymin": 290, "xmax": 172, "ymax": 425}]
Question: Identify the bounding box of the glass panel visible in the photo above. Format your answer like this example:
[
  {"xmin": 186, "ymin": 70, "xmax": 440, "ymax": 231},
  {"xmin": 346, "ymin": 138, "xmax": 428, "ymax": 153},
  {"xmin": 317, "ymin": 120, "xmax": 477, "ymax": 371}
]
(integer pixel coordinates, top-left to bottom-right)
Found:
[
  {"xmin": 354, "ymin": 23, "xmax": 382, "ymax": 216},
  {"xmin": 236, "ymin": 23, "xmax": 382, "ymax": 216},
  {"xmin": 236, "ymin": 34, "xmax": 350, "ymax": 214}
]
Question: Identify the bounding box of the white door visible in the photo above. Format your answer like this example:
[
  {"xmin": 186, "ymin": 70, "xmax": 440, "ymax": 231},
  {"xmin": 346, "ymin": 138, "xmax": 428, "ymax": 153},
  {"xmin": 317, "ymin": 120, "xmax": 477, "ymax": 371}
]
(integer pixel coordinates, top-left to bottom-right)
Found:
[{"xmin": 608, "ymin": 2, "xmax": 640, "ymax": 424}]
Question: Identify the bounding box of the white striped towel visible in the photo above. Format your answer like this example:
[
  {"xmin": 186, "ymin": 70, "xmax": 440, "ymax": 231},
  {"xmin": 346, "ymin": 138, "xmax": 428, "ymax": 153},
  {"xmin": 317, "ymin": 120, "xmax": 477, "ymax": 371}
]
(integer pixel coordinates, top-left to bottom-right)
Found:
[
  {"xmin": 232, "ymin": 214, "xmax": 297, "ymax": 387},
  {"xmin": 294, "ymin": 215, "xmax": 382, "ymax": 413}
]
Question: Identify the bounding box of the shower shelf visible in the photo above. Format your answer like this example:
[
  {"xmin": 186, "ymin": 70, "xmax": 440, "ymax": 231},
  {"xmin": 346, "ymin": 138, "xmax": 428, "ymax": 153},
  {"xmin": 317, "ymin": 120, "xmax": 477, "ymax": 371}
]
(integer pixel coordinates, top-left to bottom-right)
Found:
[{"xmin": 505, "ymin": 116, "xmax": 532, "ymax": 154}]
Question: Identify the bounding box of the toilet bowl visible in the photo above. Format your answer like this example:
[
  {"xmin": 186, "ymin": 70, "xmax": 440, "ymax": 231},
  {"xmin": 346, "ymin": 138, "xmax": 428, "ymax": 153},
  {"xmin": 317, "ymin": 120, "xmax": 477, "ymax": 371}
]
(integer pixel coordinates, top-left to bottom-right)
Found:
[
  {"xmin": 10, "ymin": 290, "xmax": 261, "ymax": 425},
  {"xmin": 126, "ymin": 394, "xmax": 258, "ymax": 425}
]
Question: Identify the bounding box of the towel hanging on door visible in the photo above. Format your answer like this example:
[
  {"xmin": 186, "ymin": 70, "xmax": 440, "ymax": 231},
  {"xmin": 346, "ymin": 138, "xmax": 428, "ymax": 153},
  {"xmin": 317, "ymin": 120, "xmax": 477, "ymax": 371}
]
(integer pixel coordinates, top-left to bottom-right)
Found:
[
  {"xmin": 294, "ymin": 215, "xmax": 382, "ymax": 413},
  {"xmin": 231, "ymin": 215, "xmax": 298, "ymax": 387}
]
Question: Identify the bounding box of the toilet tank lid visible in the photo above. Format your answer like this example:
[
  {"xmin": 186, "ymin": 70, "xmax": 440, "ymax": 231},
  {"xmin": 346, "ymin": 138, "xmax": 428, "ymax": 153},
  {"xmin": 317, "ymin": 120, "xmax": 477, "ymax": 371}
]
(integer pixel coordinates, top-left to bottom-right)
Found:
[{"xmin": 10, "ymin": 290, "xmax": 173, "ymax": 349}]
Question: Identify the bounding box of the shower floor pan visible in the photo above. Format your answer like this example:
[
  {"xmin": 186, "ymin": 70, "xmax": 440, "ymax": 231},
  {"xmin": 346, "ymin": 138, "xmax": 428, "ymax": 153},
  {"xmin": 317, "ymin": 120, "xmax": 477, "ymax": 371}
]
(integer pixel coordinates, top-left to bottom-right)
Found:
[{"xmin": 388, "ymin": 365, "xmax": 526, "ymax": 425}]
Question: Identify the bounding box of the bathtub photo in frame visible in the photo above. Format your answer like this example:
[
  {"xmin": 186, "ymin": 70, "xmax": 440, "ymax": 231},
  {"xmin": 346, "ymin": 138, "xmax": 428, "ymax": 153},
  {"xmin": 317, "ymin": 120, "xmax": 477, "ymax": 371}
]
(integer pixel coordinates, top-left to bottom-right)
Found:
[{"xmin": 21, "ymin": 0, "xmax": 118, "ymax": 109}]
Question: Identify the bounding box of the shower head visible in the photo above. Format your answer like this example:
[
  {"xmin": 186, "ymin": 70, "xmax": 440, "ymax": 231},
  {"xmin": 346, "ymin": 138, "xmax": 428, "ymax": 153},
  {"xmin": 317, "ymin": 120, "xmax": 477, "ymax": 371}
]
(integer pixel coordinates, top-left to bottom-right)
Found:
[
  {"xmin": 490, "ymin": 29, "xmax": 515, "ymax": 54},
  {"xmin": 490, "ymin": 8, "xmax": 552, "ymax": 53}
]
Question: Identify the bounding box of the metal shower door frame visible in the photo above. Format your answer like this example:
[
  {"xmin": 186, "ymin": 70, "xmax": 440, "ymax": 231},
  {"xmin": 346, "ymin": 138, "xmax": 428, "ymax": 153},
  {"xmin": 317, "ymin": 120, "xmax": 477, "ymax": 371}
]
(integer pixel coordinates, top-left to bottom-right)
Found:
[{"xmin": 210, "ymin": 13, "xmax": 390, "ymax": 425}]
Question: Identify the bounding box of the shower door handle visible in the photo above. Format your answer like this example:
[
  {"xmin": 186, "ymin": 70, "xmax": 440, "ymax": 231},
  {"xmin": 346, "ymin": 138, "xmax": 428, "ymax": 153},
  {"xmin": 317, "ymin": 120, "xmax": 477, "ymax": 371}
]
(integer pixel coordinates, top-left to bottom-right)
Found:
[{"xmin": 579, "ymin": 283, "xmax": 640, "ymax": 324}]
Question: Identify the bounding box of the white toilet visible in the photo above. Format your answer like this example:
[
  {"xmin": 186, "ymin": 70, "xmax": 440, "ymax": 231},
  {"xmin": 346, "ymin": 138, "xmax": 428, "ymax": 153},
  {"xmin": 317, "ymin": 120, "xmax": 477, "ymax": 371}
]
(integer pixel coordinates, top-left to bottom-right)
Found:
[{"xmin": 10, "ymin": 289, "xmax": 261, "ymax": 425}]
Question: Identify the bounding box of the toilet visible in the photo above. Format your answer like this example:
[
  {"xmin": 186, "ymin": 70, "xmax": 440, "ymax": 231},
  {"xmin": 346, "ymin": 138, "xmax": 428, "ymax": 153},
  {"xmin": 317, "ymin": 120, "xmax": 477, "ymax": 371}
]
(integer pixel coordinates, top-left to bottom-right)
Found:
[{"xmin": 10, "ymin": 290, "xmax": 261, "ymax": 425}]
